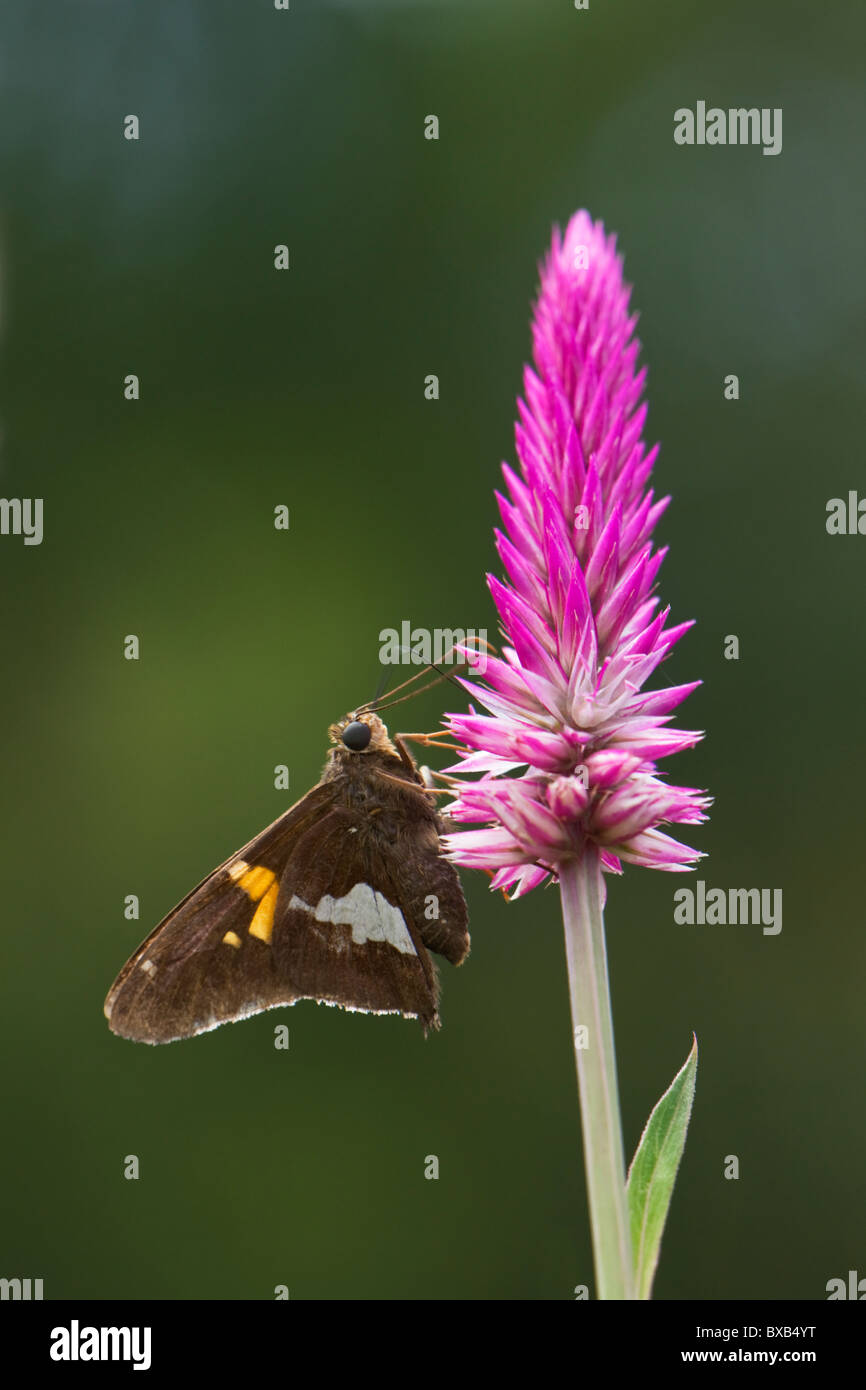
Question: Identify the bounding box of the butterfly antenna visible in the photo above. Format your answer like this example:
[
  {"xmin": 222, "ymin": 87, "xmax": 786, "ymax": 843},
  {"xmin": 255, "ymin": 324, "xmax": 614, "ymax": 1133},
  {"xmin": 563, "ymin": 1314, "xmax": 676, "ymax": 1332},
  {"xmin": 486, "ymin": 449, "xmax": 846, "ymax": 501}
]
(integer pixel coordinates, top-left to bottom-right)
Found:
[
  {"xmin": 367, "ymin": 668, "xmax": 391, "ymax": 707},
  {"xmin": 356, "ymin": 638, "xmax": 490, "ymax": 716},
  {"xmin": 366, "ymin": 671, "xmax": 461, "ymax": 715}
]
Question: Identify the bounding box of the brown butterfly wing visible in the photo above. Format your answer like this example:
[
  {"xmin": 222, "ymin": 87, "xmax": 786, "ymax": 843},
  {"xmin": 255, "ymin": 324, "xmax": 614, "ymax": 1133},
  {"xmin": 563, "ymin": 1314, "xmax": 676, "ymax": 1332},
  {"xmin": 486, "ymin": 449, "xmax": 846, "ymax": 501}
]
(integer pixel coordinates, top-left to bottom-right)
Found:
[
  {"xmin": 269, "ymin": 808, "xmax": 442, "ymax": 1028},
  {"xmin": 103, "ymin": 784, "xmax": 336, "ymax": 1043},
  {"xmin": 104, "ymin": 786, "xmax": 455, "ymax": 1042}
]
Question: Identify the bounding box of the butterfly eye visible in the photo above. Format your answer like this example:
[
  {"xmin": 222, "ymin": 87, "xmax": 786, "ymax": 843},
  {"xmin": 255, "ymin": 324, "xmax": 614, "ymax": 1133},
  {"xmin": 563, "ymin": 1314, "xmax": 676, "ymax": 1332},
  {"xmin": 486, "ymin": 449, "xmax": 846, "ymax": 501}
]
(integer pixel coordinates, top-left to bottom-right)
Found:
[{"xmin": 341, "ymin": 720, "xmax": 372, "ymax": 752}]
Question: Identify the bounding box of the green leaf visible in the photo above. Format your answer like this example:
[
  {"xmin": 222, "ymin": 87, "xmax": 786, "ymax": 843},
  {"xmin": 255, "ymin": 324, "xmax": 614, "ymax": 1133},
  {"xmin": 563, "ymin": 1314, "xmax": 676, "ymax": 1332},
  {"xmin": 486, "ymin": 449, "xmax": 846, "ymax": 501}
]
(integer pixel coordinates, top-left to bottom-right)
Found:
[{"xmin": 627, "ymin": 1035, "xmax": 698, "ymax": 1300}]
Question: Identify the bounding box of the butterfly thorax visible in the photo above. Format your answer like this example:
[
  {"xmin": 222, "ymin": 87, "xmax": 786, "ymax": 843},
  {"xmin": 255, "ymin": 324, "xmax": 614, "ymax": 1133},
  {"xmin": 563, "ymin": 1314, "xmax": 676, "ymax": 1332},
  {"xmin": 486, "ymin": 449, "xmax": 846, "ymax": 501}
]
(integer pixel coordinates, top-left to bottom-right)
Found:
[{"xmin": 323, "ymin": 744, "xmax": 437, "ymax": 842}]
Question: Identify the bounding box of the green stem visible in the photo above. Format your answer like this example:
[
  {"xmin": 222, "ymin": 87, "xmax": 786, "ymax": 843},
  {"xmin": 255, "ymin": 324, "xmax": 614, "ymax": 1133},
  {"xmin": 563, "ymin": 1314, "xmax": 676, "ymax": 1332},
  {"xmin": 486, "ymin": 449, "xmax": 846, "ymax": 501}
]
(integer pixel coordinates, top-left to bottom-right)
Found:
[{"xmin": 559, "ymin": 847, "xmax": 635, "ymax": 1300}]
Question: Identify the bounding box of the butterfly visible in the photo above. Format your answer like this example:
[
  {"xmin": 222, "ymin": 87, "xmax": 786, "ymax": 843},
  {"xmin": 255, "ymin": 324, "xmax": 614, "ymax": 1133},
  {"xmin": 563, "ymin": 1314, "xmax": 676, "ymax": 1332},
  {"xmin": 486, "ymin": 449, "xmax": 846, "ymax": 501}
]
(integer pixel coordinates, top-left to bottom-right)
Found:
[{"xmin": 104, "ymin": 708, "xmax": 469, "ymax": 1043}]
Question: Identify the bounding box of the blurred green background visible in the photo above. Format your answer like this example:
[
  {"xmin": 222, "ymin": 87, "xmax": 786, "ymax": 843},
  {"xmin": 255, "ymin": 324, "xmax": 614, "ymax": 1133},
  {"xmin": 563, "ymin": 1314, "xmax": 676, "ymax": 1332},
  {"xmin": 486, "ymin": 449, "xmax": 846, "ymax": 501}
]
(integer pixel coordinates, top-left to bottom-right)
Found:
[{"xmin": 1, "ymin": 0, "xmax": 863, "ymax": 1300}]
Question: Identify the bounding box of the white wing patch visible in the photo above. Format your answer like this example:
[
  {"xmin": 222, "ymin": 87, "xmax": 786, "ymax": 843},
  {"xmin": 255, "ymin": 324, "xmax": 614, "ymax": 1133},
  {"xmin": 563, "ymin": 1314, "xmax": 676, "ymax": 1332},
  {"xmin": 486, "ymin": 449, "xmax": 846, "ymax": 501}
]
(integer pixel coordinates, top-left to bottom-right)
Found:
[{"xmin": 288, "ymin": 884, "xmax": 417, "ymax": 956}]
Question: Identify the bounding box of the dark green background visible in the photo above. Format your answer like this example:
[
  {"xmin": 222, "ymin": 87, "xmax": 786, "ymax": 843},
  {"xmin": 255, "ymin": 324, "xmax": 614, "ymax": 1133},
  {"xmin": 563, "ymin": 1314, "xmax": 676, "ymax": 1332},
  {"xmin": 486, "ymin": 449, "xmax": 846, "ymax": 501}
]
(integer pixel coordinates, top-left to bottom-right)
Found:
[{"xmin": 1, "ymin": 0, "xmax": 862, "ymax": 1300}]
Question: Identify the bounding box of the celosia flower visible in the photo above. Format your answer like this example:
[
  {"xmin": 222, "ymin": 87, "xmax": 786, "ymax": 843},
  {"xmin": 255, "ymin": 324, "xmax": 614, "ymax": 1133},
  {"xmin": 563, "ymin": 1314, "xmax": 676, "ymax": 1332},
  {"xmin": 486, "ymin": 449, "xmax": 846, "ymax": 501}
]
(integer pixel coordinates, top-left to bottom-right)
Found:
[{"xmin": 444, "ymin": 211, "xmax": 710, "ymax": 896}]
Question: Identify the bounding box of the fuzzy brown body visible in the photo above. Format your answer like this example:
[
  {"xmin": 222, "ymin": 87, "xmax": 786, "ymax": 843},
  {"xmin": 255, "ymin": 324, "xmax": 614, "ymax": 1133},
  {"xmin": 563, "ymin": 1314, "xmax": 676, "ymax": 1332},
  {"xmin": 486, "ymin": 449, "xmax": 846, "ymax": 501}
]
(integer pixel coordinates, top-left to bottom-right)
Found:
[{"xmin": 104, "ymin": 712, "xmax": 469, "ymax": 1043}]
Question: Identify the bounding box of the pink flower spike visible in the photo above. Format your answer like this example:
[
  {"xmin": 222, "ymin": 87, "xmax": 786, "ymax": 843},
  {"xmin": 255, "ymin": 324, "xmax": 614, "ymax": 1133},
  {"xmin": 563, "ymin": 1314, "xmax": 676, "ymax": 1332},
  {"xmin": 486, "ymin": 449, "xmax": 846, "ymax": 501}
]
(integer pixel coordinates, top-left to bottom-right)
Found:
[{"xmin": 443, "ymin": 210, "xmax": 709, "ymax": 890}]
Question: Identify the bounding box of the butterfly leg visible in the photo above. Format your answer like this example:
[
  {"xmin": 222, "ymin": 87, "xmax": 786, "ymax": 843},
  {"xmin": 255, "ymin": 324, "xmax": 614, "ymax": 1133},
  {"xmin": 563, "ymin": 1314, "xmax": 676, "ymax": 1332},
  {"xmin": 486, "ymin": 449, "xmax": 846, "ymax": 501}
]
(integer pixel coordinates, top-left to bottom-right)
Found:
[{"xmin": 393, "ymin": 731, "xmax": 463, "ymax": 773}]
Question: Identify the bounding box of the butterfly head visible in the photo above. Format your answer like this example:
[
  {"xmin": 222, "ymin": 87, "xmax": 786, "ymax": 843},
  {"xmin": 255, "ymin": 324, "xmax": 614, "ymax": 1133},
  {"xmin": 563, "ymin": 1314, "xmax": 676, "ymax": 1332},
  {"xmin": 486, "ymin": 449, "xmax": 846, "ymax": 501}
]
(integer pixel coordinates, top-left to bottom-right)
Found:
[{"xmin": 329, "ymin": 710, "xmax": 397, "ymax": 758}]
